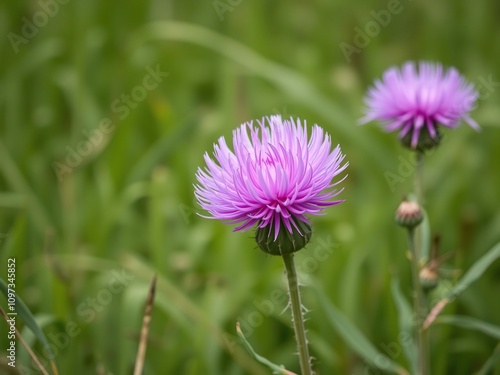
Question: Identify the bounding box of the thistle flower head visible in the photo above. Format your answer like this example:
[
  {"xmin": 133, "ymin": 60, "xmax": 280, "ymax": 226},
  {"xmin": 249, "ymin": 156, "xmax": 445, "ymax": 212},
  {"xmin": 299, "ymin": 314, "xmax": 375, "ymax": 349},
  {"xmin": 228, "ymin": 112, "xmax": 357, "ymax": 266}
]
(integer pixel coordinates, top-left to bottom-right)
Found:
[
  {"xmin": 361, "ymin": 61, "xmax": 479, "ymax": 150},
  {"xmin": 194, "ymin": 115, "xmax": 348, "ymax": 251}
]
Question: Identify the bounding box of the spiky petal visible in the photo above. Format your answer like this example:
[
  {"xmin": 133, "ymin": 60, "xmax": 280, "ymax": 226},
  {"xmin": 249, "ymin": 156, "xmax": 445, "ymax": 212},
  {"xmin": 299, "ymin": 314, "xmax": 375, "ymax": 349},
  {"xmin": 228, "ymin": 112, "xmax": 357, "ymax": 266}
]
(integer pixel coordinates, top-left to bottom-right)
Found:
[
  {"xmin": 195, "ymin": 115, "xmax": 348, "ymax": 240},
  {"xmin": 361, "ymin": 61, "xmax": 479, "ymax": 149}
]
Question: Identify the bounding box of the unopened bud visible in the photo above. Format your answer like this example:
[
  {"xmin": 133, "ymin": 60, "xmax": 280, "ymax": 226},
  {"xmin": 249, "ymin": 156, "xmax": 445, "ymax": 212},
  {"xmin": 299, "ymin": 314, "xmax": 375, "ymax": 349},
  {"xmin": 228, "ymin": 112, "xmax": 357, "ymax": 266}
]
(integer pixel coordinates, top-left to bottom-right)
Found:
[
  {"xmin": 395, "ymin": 200, "xmax": 423, "ymax": 229},
  {"xmin": 419, "ymin": 266, "xmax": 439, "ymax": 292}
]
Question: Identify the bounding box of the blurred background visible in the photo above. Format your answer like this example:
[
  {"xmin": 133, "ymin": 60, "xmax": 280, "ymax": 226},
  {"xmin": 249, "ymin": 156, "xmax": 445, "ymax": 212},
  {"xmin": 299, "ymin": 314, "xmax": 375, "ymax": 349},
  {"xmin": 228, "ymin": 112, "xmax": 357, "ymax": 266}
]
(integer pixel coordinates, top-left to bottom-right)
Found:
[{"xmin": 1, "ymin": 0, "xmax": 499, "ymax": 374}]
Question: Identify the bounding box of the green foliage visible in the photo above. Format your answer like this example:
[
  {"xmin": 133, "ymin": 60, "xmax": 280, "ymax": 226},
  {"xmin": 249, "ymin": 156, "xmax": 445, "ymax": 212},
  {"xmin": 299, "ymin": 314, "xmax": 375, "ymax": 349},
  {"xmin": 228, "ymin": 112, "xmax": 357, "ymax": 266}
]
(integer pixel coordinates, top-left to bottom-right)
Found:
[
  {"xmin": 314, "ymin": 282, "xmax": 409, "ymax": 374},
  {"xmin": 236, "ymin": 322, "xmax": 296, "ymax": 375},
  {"xmin": 445, "ymin": 243, "xmax": 500, "ymax": 301},
  {"xmin": 391, "ymin": 279, "xmax": 417, "ymax": 374},
  {"xmin": 0, "ymin": 278, "xmax": 55, "ymax": 361},
  {"xmin": 436, "ymin": 316, "xmax": 500, "ymax": 341}
]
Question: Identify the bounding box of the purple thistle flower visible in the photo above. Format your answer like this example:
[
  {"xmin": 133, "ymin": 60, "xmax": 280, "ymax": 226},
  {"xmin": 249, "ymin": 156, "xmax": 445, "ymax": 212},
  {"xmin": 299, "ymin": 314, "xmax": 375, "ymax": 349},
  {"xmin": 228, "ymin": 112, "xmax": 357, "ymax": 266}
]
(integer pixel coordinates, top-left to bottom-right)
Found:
[
  {"xmin": 361, "ymin": 61, "xmax": 479, "ymax": 149},
  {"xmin": 195, "ymin": 115, "xmax": 348, "ymax": 242}
]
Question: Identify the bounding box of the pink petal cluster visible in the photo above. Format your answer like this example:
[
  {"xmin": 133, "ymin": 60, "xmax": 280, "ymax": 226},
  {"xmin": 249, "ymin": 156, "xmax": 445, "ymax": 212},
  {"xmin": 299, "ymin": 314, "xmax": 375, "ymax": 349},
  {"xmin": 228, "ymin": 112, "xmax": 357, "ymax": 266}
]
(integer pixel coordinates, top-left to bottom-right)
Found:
[
  {"xmin": 195, "ymin": 115, "xmax": 348, "ymax": 239},
  {"xmin": 361, "ymin": 61, "xmax": 479, "ymax": 148}
]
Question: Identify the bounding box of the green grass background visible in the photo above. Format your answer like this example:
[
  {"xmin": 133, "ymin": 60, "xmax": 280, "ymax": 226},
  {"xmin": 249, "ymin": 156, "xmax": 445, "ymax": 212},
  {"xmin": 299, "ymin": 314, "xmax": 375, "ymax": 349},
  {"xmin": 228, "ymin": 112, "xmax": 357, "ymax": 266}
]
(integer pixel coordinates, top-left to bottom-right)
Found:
[{"xmin": 1, "ymin": 0, "xmax": 499, "ymax": 374}]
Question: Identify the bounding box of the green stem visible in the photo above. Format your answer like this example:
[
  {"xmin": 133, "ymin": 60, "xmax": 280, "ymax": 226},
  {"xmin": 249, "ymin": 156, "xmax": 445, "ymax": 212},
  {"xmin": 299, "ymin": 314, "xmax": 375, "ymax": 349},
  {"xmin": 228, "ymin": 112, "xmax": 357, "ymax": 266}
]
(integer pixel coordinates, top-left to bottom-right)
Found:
[
  {"xmin": 414, "ymin": 150, "xmax": 424, "ymax": 206},
  {"xmin": 414, "ymin": 150, "xmax": 424, "ymax": 261},
  {"xmin": 407, "ymin": 229, "xmax": 430, "ymax": 375},
  {"xmin": 282, "ymin": 253, "xmax": 313, "ymax": 375}
]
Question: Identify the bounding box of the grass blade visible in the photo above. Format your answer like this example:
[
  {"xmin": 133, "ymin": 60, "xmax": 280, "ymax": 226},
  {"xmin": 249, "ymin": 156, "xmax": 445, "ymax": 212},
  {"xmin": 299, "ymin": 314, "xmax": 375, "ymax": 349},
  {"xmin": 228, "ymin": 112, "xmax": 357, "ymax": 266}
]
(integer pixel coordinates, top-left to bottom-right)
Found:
[
  {"xmin": 420, "ymin": 209, "xmax": 431, "ymax": 262},
  {"xmin": 133, "ymin": 275, "xmax": 157, "ymax": 375},
  {"xmin": 391, "ymin": 279, "xmax": 418, "ymax": 374},
  {"xmin": 0, "ymin": 140, "xmax": 50, "ymax": 230},
  {"xmin": 475, "ymin": 343, "xmax": 500, "ymax": 375},
  {"xmin": 0, "ymin": 278, "xmax": 58, "ymax": 373},
  {"xmin": 436, "ymin": 315, "xmax": 500, "ymax": 340},
  {"xmin": 0, "ymin": 306, "xmax": 50, "ymax": 375},
  {"xmin": 424, "ymin": 242, "xmax": 500, "ymax": 329},
  {"xmin": 314, "ymin": 283, "xmax": 409, "ymax": 375},
  {"xmin": 236, "ymin": 322, "xmax": 297, "ymax": 375},
  {"xmin": 448, "ymin": 243, "xmax": 500, "ymax": 300}
]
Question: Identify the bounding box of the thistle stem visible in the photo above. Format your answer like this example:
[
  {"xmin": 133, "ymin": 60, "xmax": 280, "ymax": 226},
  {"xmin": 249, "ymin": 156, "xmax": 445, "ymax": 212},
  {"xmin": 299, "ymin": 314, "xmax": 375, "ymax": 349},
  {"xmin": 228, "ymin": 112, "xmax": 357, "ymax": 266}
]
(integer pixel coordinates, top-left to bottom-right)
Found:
[
  {"xmin": 414, "ymin": 150, "xmax": 425, "ymax": 261},
  {"xmin": 282, "ymin": 253, "xmax": 313, "ymax": 375},
  {"xmin": 407, "ymin": 229, "xmax": 430, "ymax": 375},
  {"xmin": 414, "ymin": 151, "xmax": 425, "ymax": 206}
]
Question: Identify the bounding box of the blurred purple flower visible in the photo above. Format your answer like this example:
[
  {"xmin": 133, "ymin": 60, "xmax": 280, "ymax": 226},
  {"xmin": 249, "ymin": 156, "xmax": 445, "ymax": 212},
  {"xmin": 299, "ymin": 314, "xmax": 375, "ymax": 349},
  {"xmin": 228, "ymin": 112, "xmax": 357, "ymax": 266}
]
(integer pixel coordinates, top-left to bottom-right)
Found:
[
  {"xmin": 195, "ymin": 115, "xmax": 348, "ymax": 240},
  {"xmin": 361, "ymin": 61, "xmax": 479, "ymax": 149}
]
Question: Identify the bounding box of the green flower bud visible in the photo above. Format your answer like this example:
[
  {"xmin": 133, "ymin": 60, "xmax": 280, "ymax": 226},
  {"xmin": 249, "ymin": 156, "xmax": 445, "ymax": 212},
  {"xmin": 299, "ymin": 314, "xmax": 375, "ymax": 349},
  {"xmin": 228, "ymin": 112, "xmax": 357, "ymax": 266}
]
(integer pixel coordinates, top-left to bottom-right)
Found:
[
  {"xmin": 419, "ymin": 266, "xmax": 439, "ymax": 292},
  {"xmin": 396, "ymin": 200, "xmax": 423, "ymax": 229},
  {"xmin": 256, "ymin": 218, "xmax": 312, "ymax": 256},
  {"xmin": 401, "ymin": 126, "xmax": 442, "ymax": 151}
]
